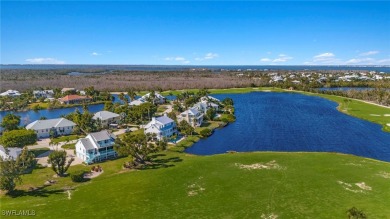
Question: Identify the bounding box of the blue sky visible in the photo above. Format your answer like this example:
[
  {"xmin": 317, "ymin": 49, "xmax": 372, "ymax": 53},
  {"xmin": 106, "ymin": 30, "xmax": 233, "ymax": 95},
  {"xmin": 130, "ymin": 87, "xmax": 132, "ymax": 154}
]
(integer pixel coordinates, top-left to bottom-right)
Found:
[{"xmin": 1, "ymin": 1, "xmax": 390, "ymax": 65}]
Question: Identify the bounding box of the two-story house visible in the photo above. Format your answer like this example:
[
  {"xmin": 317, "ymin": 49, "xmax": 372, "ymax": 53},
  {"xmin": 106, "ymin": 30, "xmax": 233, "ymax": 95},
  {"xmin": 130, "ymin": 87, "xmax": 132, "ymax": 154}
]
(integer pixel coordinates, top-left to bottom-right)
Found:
[
  {"xmin": 75, "ymin": 130, "xmax": 117, "ymax": 164},
  {"xmin": 144, "ymin": 114, "xmax": 177, "ymax": 140}
]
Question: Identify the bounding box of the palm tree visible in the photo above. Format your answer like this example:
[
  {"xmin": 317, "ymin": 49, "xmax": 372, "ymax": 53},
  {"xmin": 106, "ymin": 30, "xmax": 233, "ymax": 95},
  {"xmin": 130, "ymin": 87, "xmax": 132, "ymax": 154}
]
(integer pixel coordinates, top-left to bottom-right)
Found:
[{"xmin": 127, "ymin": 89, "xmax": 137, "ymax": 102}]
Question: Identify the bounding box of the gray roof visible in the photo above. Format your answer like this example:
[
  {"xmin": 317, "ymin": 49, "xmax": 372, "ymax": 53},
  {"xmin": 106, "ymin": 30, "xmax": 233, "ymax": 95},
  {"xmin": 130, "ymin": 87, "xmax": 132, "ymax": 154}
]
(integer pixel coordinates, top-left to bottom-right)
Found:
[
  {"xmin": 0, "ymin": 146, "xmax": 22, "ymax": 160},
  {"xmin": 89, "ymin": 130, "xmax": 116, "ymax": 142},
  {"xmin": 78, "ymin": 138, "xmax": 95, "ymax": 150},
  {"xmin": 93, "ymin": 111, "xmax": 120, "ymax": 120},
  {"xmin": 155, "ymin": 115, "xmax": 174, "ymax": 125},
  {"xmin": 187, "ymin": 108, "xmax": 200, "ymax": 115},
  {"xmin": 26, "ymin": 118, "xmax": 76, "ymax": 130}
]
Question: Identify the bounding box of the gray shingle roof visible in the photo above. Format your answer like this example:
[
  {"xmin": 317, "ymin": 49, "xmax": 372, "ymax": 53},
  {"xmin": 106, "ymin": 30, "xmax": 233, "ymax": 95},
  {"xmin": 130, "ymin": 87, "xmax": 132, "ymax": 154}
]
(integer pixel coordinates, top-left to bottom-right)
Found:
[
  {"xmin": 78, "ymin": 138, "xmax": 95, "ymax": 150},
  {"xmin": 26, "ymin": 118, "xmax": 76, "ymax": 130},
  {"xmin": 0, "ymin": 146, "xmax": 22, "ymax": 160},
  {"xmin": 90, "ymin": 130, "xmax": 116, "ymax": 142},
  {"xmin": 93, "ymin": 111, "xmax": 120, "ymax": 121}
]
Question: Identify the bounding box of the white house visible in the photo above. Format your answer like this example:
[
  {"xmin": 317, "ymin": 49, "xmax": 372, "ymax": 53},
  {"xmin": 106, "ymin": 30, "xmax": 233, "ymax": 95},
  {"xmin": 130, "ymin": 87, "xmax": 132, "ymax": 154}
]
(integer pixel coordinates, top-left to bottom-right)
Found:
[
  {"xmin": 61, "ymin": 88, "xmax": 76, "ymax": 94},
  {"xmin": 144, "ymin": 114, "xmax": 177, "ymax": 140},
  {"xmin": 26, "ymin": 118, "xmax": 76, "ymax": 139},
  {"xmin": 0, "ymin": 145, "xmax": 22, "ymax": 160},
  {"xmin": 177, "ymin": 108, "xmax": 204, "ymax": 127},
  {"xmin": 141, "ymin": 92, "xmax": 166, "ymax": 104},
  {"xmin": 33, "ymin": 90, "xmax": 54, "ymax": 99},
  {"xmin": 0, "ymin": 90, "xmax": 21, "ymax": 97},
  {"xmin": 75, "ymin": 130, "xmax": 117, "ymax": 164},
  {"xmin": 129, "ymin": 98, "xmax": 146, "ymax": 106},
  {"xmin": 93, "ymin": 111, "xmax": 120, "ymax": 128}
]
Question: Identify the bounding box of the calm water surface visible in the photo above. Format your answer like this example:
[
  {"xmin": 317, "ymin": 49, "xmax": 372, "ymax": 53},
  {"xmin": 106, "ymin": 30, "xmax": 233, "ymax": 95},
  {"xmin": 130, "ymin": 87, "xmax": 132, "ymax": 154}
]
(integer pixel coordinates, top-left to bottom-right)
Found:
[{"xmin": 186, "ymin": 92, "xmax": 390, "ymax": 162}]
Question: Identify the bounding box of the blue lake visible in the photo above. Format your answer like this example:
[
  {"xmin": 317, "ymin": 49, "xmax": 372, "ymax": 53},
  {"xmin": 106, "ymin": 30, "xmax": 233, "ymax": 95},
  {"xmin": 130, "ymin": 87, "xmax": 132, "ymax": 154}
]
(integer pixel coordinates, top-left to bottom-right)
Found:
[
  {"xmin": 0, "ymin": 104, "xmax": 105, "ymax": 126},
  {"xmin": 185, "ymin": 92, "xmax": 390, "ymax": 162}
]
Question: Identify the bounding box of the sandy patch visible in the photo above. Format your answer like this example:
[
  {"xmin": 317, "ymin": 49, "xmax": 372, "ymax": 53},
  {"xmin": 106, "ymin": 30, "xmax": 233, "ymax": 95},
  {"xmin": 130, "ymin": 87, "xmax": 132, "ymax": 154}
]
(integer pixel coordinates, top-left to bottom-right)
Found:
[
  {"xmin": 235, "ymin": 160, "xmax": 283, "ymax": 170},
  {"xmin": 67, "ymin": 190, "xmax": 72, "ymax": 200},
  {"xmin": 262, "ymin": 90, "xmax": 272, "ymax": 92},
  {"xmin": 377, "ymin": 171, "xmax": 390, "ymax": 179},
  {"xmin": 384, "ymin": 114, "xmax": 390, "ymax": 117},
  {"xmin": 84, "ymin": 170, "xmax": 104, "ymax": 179},
  {"xmin": 187, "ymin": 183, "xmax": 205, "ymax": 197},
  {"xmin": 261, "ymin": 213, "xmax": 278, "ymax": 219},
  {"xmin": 369, "ymin": 114, "xmax": 380, "ymax": 116},
  {"xmin": 355, "ymin": 182, "xmax": 372, "ymax": 191},
  {"xmin": 187, "ymin": 177, "xmax": 205, "ymax": 197},
  {"xmin": 338, "ymin": 181, "xmax": 371, "ymax": 193},
  {"xmin": 252, "ymin": 88, "xmax": 259, "ymax": 90},
  {"xmin": 345, "ymin": 163, "xmax": 362, "ymax": 166},
  {"xmin": 387, "ymin": 123, "xmax": 390, "ymax": 127}
]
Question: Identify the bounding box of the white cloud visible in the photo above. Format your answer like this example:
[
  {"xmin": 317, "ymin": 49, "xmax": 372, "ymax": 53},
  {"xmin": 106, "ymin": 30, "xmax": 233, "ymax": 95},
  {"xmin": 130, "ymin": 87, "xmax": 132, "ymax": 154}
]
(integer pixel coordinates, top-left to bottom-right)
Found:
[
  {"xmin": 91, "ymin": 52, "xmax": 102, "ymax": 56},
  {"xmin": 260, "ymin": 54, "xmax": 293, "ymax": 63},
  {"xmin": 164, "ymin": 56, "xmax": 190, "ymax": 64},
  {"xmin": 377, "ymin": 59, "xmax": 390, "ymax": 65},
  {"xmin": 304, "ymin": 52, "xmax": 389, "ymax": 65},
  {"xmin": 359, "ymin": 51, "xmax": 379, "ymax": 56},
  {"xmin": 195, "ymin": 52, "xmax": 219, "ymax": 61},
  {"xmin": 305, "ymin": 52, "xmax": 341, "ymax": 65},
  {"xmin": 260, "ymin": 58, "xmax": 271, "ymax": 62},
  {"xmin": 25, "ymin": 58, "xmax": 65, "ymax": 64},
  {"xmin": 345, "ymin": 58, "xmax": 375, "ymax": 64}
]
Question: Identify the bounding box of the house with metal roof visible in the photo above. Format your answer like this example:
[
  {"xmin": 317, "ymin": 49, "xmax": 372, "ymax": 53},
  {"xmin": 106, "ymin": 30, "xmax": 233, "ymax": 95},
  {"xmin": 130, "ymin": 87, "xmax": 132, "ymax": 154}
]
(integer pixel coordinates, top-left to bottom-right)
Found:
[
  {"xmin": 144, "ymin": 114, "xmax": 177, "ymax": 140},
  {"xmin": 0, "ymin": 145, "xmax": 22, "ymax": 160},
  {"xmin": 26, "ymin": 118, "xmax": 76, "ymax": 139},
  {"xmin": 75, "ymin": 130, "xmax": 117, "ymax": 164},
  {"xmin": 177, "ymin": 108, "xmax": 204, "ymax": 127},
  {"xmin": 93, "ymin": 111, "xmax": 120, "ymax": 128}
]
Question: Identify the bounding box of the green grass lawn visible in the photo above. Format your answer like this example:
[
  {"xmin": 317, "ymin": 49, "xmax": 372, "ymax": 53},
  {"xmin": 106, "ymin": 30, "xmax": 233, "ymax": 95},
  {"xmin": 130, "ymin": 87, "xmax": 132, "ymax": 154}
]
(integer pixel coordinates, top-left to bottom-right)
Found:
[
  {"xmin": 1, "ymin": 152, "xmax": 389, "ymax": 218},
  {"xmin": 28, "ymin": 102, "xmax": 49, "ymax": 110},
  {"xmin": 51, "ymin": 135, "xmax": 82, "ymax": 143},
  {"xmin": 29, "ymin": 148, "xmax": 50, "ymax": 157},
  {"xmin": 62, "ymin": 143, "xmax": 76, "ymax": 150}
]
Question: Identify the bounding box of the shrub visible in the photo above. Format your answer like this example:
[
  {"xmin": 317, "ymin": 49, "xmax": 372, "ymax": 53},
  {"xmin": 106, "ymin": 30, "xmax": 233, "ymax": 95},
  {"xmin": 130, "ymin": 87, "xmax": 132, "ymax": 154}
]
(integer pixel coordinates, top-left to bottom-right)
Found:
[
  {"xmin": 200, "ymin": 128, "xmax": 212, "ymax": 138},
  {"xmin": 221, "ymin": 118, "xmax": 229, "ymax": 123},
  {"xmin": 0, "ymin": 129, "xmax": 37, "ymax": 148},
  {"xmin": 70, "ymin": 170, "xmax": 86, "ymax": 182}
]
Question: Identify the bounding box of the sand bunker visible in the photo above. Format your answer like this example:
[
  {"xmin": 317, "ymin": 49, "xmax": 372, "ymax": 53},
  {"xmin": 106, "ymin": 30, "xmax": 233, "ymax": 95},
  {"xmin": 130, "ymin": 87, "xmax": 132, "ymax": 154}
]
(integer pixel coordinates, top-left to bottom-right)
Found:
[
  {"xmin": 377, "ymin": 171, "xmax": 390, "ymax": 179},
  {"xmin": 235, "ymin": 160, "xmax": 283, "ymax": 170},
  {"xmin": 384, "ymin": 114, "xmax": 390, "ymax": 117},
  {"xmin": 369, "ymin": 114, "xmax": 380, "ymax": 116},
  {"xmin": 387, "ymin": 123, "xmax": 390, "ymax": 127},
  {"xmin": 338, "ymin": 181, "xmax": 372, "ymax": 193},
  {"xmin": 355, "ymin": 182, "xmax": 372, "ymax": 191},
  {"xmin": 261, "ymin": 213, "xmax": 278, "ymax": 219}
]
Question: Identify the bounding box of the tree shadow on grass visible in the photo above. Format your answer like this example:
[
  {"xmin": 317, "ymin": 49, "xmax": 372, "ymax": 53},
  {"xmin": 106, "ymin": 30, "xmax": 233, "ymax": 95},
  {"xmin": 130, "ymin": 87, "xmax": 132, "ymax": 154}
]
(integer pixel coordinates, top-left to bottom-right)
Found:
[
  {"xmin": 144, "ymin": 154, "xmax": 183, "ymax": 170},
  {"xmin": 7, "ymin": 185, "xmax": 72, "ymax": 198}
]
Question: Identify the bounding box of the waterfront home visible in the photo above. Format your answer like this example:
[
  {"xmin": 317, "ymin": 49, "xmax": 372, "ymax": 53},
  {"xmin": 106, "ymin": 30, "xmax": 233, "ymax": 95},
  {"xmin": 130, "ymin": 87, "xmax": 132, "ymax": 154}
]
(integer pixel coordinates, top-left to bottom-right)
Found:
[
  {"xmin": 200, "ymin": 96, "xmax": 221, "ymax": 103},
  {"xmin": 33, "ymin": 90, "xmax": 54, "ymax": 99},
  {"xmin": 0, "ymin": 90, "xmax": 21, "ymax": 97},
  {"xmin": 192, "ymin": 101, "xmax": 219, "ymax": 114},
  {"xmin": 141, "ymin": 92, "xmax": 166, "ymax": 104},
  {"xmin": 0, "ymin": 145, "xmax": 22, "ymax": 160},
  {"xmin": 61, "ymin": 88, "xmax": 76, "ymax": 94},
  {"xmin": 144, "ymin": 114, "xmax": 177, "ymax": 140},
  {"xmin": 177, "ymin": 108, "xmax": 204, "ymax": 127},
  {"xmin": 59, "ymin": 95, "xmax": 92, "ymax": 104},
  {"xmin": 75, "ymin": 130, "xmax": 117, "ymax": 164},
  {"xmin": 93, "ymin": 111, "xmax": 120, "ymax": 128},
  {"xmin": 26, "ymin": 118, "xmax": 76, "ymax": 139}
]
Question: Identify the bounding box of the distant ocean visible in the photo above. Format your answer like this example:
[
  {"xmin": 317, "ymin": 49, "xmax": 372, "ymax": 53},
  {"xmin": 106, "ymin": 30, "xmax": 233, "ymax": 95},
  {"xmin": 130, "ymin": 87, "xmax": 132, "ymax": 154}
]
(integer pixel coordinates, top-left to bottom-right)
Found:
[{"xmin": 0, "ymin": 64, "xmax": 389, "ymax": 73}]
